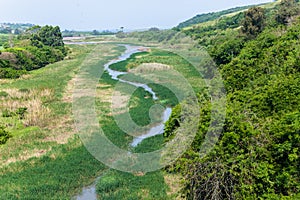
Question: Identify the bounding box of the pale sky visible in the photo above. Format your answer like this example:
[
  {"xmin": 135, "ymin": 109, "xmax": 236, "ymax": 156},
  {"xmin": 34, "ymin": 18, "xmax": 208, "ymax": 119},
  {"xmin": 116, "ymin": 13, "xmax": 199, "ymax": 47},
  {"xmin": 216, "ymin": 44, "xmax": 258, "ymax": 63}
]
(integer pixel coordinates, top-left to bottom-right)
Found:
[{"xmin": 0, "ymin": 0, "xmax": 272, "ymax": 31}]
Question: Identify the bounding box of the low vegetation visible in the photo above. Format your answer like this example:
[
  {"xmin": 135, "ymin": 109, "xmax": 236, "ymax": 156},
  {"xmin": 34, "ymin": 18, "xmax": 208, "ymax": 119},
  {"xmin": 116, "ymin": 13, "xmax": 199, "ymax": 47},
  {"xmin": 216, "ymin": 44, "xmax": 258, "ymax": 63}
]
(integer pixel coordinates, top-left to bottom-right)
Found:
[{"xmin": 0, "ymin": 43, "xmax": 126, "ymax": 199}]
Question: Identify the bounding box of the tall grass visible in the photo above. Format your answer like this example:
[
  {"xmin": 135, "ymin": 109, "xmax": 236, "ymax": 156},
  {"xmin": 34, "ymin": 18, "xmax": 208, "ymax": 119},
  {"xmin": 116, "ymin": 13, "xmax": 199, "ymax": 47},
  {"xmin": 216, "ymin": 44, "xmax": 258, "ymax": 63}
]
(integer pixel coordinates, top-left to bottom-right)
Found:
[
  {"xmin": 0, "ymin": 88, "xmax": 53, "ymax": 127},
  {"xmin": 0, "ymin": 43, "xmax": 125, "ymax": 199}
]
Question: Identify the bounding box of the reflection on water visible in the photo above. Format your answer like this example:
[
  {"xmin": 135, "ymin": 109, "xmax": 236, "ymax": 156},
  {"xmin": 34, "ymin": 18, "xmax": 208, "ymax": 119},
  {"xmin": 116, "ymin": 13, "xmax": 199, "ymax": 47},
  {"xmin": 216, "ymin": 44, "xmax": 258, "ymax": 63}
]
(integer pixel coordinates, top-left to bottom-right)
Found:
[{"xmin": 131, "ymin": 107, "xmax": 172, "ymax": 147}]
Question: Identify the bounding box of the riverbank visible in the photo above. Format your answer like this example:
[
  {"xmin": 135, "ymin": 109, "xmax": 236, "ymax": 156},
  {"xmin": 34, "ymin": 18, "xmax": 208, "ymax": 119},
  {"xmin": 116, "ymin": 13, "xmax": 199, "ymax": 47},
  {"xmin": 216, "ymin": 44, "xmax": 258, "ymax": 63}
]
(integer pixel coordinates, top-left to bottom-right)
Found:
[
  {"xmin": 74, "ymin": 45, "xmax": 174, "ymax": 199},
  {"xmin": 0, "ymin": 43, "xmax": 124, "ymax": 199},
  {"xmin": 1, "ymin": 41, "xmax": 187, "ymax": 199}
]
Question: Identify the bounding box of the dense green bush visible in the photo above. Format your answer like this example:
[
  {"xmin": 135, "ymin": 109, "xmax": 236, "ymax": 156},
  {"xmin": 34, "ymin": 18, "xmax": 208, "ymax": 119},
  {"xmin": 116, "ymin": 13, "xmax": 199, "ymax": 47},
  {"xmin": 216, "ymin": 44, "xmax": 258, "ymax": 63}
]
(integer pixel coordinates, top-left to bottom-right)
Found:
[
  {"xmin": 0, "ymin": 126, "xmax": 11, "ymax": 145},
  {"xmin": 0, "ymin": 25, "xmax": 66, "ymax": 79},
  {"xmin": 0, "ymin": 67, "xmax": 26, "ymax": 78},
  {"xmin": 165, "ymin": 5, "xmax": 300, "ymax": 200}
]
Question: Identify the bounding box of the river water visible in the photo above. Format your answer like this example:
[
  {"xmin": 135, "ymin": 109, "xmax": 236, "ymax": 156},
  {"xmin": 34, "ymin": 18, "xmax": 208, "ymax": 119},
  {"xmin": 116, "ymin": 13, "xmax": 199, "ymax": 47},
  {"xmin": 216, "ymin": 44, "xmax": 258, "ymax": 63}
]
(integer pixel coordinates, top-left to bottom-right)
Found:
[{"xmin": 75, "ymin": 45, "xmax": 172, "ymax": 200}]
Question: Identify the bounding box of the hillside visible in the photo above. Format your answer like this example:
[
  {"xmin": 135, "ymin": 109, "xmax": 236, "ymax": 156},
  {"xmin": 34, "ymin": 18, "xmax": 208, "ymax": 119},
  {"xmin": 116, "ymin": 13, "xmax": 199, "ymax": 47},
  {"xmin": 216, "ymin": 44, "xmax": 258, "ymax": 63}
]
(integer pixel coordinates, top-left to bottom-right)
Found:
[
  {"xmin": 176, "ymin": 2, "xmax": 273, "ymax": 29},
  {"xmin": 165, "ymin": 0, "xmax": 300, "ymax": 199}
]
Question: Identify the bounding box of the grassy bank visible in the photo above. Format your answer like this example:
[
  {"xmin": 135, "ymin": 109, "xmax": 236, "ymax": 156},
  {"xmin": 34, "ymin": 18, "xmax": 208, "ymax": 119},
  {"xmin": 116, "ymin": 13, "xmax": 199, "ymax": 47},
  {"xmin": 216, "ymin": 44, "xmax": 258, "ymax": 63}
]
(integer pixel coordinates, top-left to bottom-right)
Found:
[
  {"xmin": 0, "ymin": 43, "xmax": 124, "ymax": 199},
  {"xmin": 1, "ymin": 42, "xmax": 191, "ymax": 199},
  {"xmin": 94, "ymin": 47, "xmax": 203, "ymax": 199}
]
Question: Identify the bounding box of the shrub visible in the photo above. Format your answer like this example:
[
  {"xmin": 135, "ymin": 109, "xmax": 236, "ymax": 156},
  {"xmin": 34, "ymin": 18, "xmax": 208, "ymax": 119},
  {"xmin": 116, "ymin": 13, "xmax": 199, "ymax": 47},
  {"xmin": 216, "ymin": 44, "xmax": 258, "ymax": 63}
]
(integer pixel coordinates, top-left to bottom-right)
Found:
[
  {"xmin": 0, "ymin": 91, "xmax": 9, "ymax": 98},
  {"xmin": 2, "ymin": 109, "xmax": 15, "ymax": 118},
  {"xmin": 0, "ymin": 126, "xmax": 11, "ymax": 145},
  {"xmin": 97, "ymin": 176, "xmax": 123, "ymax": 193},
  {"xmin": 16, "ymin": 107, "xmax": 28, "ymax": 119}
]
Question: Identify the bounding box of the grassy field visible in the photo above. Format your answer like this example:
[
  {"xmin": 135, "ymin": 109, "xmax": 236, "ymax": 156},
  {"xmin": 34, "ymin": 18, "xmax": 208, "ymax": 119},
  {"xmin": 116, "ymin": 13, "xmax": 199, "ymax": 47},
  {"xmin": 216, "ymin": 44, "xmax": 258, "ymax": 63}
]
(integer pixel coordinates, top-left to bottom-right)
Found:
[
  {"xmin": 0, "ymin": 43, "xmax": 125, "ymax": 199},
  {"xmin": 93, "ymin": 46, "xmax": 206, "ymax": 199},
  {"xmin": 0, "ymin": 41, "xmax": 193, "ymax": 199}
]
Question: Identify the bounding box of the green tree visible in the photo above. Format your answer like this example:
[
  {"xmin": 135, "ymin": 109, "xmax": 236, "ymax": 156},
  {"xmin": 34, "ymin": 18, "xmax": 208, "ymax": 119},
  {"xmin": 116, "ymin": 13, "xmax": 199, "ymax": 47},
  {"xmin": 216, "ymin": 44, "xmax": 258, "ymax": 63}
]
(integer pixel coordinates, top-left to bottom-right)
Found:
[
  {"xmin": 275, "ymin": 0, "xmax": 300, "ymax": 25},
  {"xmin": 241, "ymin": 7, "xmax": 266, "ymax": 39},
  {"xmin": 31, "ymin": 25, "xmax": 64, "ymax": 48}
]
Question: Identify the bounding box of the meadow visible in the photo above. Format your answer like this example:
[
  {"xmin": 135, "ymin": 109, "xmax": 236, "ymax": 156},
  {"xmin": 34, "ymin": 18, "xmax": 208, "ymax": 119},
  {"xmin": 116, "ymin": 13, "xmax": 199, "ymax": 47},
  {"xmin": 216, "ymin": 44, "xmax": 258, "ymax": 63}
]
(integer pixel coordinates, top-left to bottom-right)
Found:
[
  {"xmin": 0, "ymin": 43, "xmax": 123, "ymax": 199},
  {"xmin": 0, "ymin": 41, "xmax": 194, "ymax": 199}
]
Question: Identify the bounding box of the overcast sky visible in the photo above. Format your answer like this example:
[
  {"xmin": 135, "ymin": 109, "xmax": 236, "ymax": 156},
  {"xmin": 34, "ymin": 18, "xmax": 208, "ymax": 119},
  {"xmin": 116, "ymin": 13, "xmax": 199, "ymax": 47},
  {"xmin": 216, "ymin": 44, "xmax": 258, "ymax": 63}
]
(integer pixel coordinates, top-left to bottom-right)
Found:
[{"xmin": 0, "ymin": 0, "xmax": 272, "ymax": 31}]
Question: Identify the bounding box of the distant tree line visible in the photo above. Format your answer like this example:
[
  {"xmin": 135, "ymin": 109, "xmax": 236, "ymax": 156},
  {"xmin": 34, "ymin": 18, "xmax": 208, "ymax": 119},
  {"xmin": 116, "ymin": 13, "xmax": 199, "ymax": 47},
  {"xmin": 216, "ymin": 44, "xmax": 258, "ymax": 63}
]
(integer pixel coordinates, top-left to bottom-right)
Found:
[{"xmin": 0, "ymin": 23, "xmax": 34, "ymax": 34}]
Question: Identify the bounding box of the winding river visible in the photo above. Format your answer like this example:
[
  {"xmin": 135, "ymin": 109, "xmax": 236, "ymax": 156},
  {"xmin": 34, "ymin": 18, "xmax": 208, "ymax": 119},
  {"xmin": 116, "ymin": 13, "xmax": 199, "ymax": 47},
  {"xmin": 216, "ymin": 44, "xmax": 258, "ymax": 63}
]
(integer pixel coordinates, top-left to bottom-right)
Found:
[{"xmin": 75, "ymin": 45, "xmax": 172, "ymax": 200}]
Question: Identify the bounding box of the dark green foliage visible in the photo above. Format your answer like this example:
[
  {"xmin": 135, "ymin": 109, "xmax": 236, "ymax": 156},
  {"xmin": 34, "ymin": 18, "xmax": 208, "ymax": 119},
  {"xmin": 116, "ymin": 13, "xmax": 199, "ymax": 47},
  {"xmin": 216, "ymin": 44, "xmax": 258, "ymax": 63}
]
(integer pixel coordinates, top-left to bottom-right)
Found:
[
  {"xmin": 164, "ymin": 3, "xmax": 300, "ymax": 199},
  {"xmin": 164, "ymin": 104, "xmax": 181, "ymax": 138},
  {"xmin": 30, "ymin": 25, "xmax": 64, "ymax": 48},
  {"xmin": 16, "ymin": 107, "xmax": 28, "ymax": 119},
  {"xmin": 6, "ymin": 48, "xmax": 34, "ymax": 70},
  {"xmin": 208, "ymin": 32, "xmax": 246, "ymax": 65},
  {"xmin": 222, "ymin": 22, "xmax": 300, "ymax": 92},
  {"xmin": 0, "ymin": 34, "xmax": 9, "ymax": 46},
  {"xmin": 0, "ymin": 126, "xmax": 11, "ymax": 145},
  {"xmin": 0, "ymin": 67, "xmax": 26, "ymax": 78},
  {"xmin": 0, "ymin": 25, "xmax": 66, "ymax": 79},
  {"xmin": 241, "ymin": 7, "xmax": 266, "ymax": 39},
  {"xmin": 2, "ymin": 109, "xmax": 15, "ymax": 118},
  {"xmin": 269, "ymin": 112, "xmax": 300, "ymax": 195},
  {"xmin": 2, "ymin": 107, "xmax": 28, "ymax": 119}
]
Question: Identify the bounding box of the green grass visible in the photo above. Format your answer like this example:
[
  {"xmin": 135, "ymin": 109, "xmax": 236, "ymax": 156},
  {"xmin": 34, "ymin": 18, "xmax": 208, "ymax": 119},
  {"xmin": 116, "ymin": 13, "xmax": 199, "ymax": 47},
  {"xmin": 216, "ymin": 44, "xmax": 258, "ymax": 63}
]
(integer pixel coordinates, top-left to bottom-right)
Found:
[
  {"xmin": 0, "ymin": 42, "xmax": 190, "ymax": 199},
  {"xmin": 96, "ymin": 170, "xmax": 169, "ymax": 200},
  {"xmin": 0, "ymin": 137, "xmax": 106, "ymax": 200},
  {"xmin": 0, "ymin": 43, "xmax": 125, "ymax": 199},
  {"xmin": 109, "ymin": 51, "xmax": 149, "ymax": 72},
  {"xmin": 93, "ymin": 46, "xmax": 199, "ymax": 199}
]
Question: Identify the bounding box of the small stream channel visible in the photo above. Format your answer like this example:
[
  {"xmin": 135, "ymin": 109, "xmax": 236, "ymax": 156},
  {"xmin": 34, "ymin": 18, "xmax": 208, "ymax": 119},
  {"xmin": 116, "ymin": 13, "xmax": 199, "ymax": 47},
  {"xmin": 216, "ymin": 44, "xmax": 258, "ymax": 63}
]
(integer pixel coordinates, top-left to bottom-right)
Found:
[{"xmin": 74, "ymin": 45, "xmax": 172, "ymax": 200}]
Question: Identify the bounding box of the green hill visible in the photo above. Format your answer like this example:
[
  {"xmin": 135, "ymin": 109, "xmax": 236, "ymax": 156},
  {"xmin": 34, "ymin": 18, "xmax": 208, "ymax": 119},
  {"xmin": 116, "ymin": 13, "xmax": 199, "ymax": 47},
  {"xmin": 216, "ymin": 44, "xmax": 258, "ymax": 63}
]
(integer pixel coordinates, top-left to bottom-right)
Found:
[{"xmin": 176, "ymin": 3, "xmax": 272, "ymax": 29}]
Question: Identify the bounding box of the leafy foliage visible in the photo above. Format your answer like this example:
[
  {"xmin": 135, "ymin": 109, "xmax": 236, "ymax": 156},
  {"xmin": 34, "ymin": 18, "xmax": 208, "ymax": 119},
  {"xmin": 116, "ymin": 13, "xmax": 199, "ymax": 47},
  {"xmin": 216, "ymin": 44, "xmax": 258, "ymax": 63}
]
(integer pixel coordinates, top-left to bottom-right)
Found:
[
  {"xmin": 0, "ymin": 126, "xmax": 11, "ymax": 145},
  {"xmin": 164, "ymin": 4, "xmax": 300, "ymax": 200},
  {"xmin": 241, "ymin": 7, "xmax": 266, "ymax": 39},
  {"xmin": 0, "ymin": 25, "xmax": 66, "ymax": 78}
]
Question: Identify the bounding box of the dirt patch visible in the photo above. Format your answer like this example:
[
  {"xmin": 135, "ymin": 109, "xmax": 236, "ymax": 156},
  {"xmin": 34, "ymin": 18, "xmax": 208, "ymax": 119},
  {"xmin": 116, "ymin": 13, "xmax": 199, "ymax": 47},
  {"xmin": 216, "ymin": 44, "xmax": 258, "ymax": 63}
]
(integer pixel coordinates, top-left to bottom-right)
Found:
[
  {"xmin": 2, "ymin": 148, "xmax": 50, "ymax": 167},
  {"xmin": 111, "ymin": 90, "xmax": 130, "ymax": 115},
  {"xmin": 0, "ymin": 52, "xmax": 17, "ymax": 64},
  {"xmin": 130, "ymin": 63, "xmax": 173, "ymax": 74},
  {"xmin": 0, "ymin": 88, "xmax": 54, "ymax": 127},
  {"xmin": 96, "ymin": 83, "xmax": 113, "ymax": 103},
  {"xmin": 62, "ymin": 76, "xmax": 76, "ymax": 103}
]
